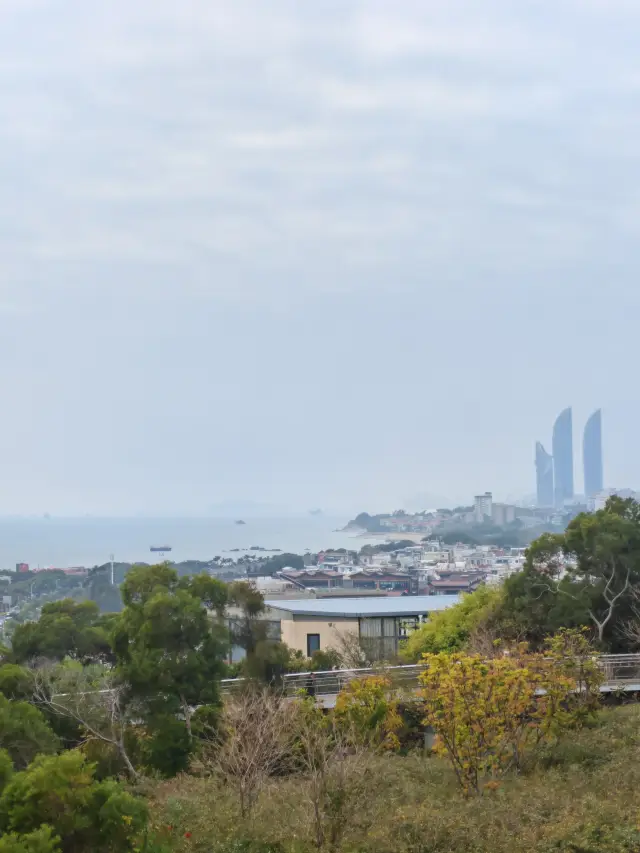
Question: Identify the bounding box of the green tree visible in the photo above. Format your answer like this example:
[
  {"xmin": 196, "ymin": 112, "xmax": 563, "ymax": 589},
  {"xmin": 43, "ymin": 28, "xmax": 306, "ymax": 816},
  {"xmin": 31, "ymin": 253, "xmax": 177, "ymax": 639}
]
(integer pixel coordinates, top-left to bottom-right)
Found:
[
  {"xmin": 401, "ymin": 586, "xmax": 503, "ymax": 661},
  {"xmin": 11, "ymin": 601, "xmax": 113, "ymax": 665},
  {"xmin": 260, "ymin": 553, "xmax": 305, "ymax": 574},
  {"xmin": 115, "ymin": 564, "xmax": 228, "ymax": 756},
  {"xmin": 0, "ymin": 695, "xmax": 59, "ymax": 769},
  {"xmin": 0, "ymin": 752, "xmax": 147, "ymax": 853},
  {"xmin": 0, "ymin": 827, "xmax": 60, "ymax": 853},
  {"xmin": 499, "ymin": 566, "xmax": 591, "ymax": 648},
  {"xmin": 523, "ymin": 497, "xmax": 640, "ymax": 646},
  {"xmin": 0, "ymin": 665, "xmax": 32, "ymax": 700}
]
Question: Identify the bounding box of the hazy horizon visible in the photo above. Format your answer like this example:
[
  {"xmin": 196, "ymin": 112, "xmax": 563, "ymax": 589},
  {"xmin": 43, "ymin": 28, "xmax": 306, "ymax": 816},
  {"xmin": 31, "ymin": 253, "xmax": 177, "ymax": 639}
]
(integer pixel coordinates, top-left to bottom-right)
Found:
[{"xmin": 1, "ymin": 1, "xmax": 638, "ymax": 515}]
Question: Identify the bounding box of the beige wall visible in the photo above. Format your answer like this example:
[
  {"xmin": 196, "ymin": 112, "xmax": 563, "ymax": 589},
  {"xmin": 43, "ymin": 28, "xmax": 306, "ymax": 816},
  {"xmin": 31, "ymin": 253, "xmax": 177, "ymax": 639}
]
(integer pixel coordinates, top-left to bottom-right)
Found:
[{"xmin": 279, "ymin": 615, "xmax": 359, "ymax": 656}]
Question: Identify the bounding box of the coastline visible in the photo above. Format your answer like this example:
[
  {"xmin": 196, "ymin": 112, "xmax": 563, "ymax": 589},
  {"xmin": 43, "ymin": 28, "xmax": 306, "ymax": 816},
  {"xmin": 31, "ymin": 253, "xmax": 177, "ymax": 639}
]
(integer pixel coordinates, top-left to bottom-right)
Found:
[{"xmin": 353, "ymin": 531, "xmax": 425, "ymax": 544}]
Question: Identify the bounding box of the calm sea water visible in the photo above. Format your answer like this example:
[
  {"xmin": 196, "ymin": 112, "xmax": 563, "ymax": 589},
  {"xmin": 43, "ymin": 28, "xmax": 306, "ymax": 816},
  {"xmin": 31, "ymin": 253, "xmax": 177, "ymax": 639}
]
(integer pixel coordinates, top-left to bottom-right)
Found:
[{"xmin": 0, "ymin": 516, "xmax": 374, "ymax": 570}]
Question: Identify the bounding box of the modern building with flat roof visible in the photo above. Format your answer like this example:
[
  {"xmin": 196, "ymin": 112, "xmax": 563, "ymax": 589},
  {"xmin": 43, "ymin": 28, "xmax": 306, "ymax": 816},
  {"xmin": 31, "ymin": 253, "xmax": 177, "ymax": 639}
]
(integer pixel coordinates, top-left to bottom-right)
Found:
[{"xmin": 265, "ymin": 595, "xmax": 460, "ymax": 661}]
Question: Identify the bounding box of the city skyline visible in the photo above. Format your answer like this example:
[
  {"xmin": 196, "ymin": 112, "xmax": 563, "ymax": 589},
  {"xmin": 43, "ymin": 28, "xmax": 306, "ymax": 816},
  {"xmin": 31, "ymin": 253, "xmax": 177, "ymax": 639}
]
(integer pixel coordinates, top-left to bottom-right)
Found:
[{"xmin": 536, "ymin": 407, "xmax": 604, "ymax": 507}]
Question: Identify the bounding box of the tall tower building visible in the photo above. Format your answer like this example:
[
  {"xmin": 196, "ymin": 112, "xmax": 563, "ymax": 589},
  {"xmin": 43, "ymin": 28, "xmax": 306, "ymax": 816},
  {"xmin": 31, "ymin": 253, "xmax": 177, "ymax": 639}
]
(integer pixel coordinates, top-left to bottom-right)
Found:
[
  {"xmin": 552, "ymin": 407, "xmax": 574, "ymax": 507},
  {"xmin": 583, "ymin": 409, "xmax": 603, "ymax": 498},
  {"xmin": 535, "ymin": 442, "xmax": 554, "ymax": 507}
]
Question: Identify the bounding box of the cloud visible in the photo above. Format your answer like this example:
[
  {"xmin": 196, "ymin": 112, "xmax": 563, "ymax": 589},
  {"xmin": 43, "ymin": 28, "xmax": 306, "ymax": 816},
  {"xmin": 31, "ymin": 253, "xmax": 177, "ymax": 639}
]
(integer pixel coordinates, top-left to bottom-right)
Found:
[{"xmin": 0, "ymin": 0, "xmax": 637, "ymax": 512}]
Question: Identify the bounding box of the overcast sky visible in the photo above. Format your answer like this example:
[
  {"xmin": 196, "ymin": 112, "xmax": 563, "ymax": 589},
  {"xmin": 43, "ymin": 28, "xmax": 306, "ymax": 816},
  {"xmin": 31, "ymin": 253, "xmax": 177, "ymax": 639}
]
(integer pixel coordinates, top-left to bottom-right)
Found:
[{"xmin": 0, "ymin": 0, "xmax": 638, "ymax": 515}]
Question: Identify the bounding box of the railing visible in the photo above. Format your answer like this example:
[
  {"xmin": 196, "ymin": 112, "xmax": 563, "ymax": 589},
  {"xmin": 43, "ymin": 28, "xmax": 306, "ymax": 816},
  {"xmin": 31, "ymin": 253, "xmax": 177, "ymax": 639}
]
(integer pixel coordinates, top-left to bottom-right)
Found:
[
  {"xmin": 220, "ymin": 653, "xmax": 640, "ymax": 699},
  {"xmin": 281, "ymin": 665, "xmax": 423, "ymax": 698}
]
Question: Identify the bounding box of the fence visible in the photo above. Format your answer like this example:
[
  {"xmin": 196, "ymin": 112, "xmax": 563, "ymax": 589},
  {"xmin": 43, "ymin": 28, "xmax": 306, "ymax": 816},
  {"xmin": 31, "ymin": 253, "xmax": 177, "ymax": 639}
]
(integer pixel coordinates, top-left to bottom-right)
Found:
[{"xmin": 220, "ymin": 653, "xmax": 640, "ymax": 700}]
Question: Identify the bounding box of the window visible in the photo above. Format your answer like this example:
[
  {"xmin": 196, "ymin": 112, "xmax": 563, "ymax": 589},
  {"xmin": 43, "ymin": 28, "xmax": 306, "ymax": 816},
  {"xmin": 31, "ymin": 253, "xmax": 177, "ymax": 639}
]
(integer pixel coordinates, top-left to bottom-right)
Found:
[{"xmin": 307, "ymin": 633, "xmax": 321, "ymax": 656}]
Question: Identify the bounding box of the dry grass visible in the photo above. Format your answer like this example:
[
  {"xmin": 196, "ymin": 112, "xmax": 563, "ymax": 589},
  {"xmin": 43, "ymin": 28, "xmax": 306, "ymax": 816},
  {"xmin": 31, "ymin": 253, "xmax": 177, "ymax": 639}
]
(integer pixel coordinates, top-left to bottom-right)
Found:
[{"xmin": 147, "ymin": 704, "xmax": 640, "ymax": 853}]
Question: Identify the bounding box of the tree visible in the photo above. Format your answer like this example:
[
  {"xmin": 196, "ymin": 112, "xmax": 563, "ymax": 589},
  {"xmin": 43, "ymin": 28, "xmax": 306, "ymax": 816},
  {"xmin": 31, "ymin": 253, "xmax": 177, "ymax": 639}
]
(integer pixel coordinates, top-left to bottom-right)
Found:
[
  {"xmin": 261, "ymin": 553, "xmax": 304, "ymax": 574},
  {"xmin": 10, "ymin": 600, "xmax": 113, "ymax": 665},
  {"xmin": 0, "ymin": 751, "xmax": 147, "ymax": 853},
  {"xmin": 524, "ymin": 498, "xmax": 640, "ymax": 645},
  {"xmin": 0, "ymin": 695, "xmax": 59, "ymax": 770},
  {"xmin": 401, "ymin": 586, "xmax": 503, "ymax": 661},
  {"xmin": 334, "ymin": 676, "xmax": 402, "ymax": 750},
  {"xmin": 0, "ymin": 665, "xmax": 33, "ymax": 700},
  {"xmin": 208, "ymin": 688, "xmax": 298, "ymax": 818},
  {"xmin": 228, "ymin": 581, "xmax": 265, "ymax": 640},
  {"xmin": 418, "ymin": 650, "xmax": 591, "ymax": 795},
  {"xmin": 32, "ymin": 663, "xmax": 138, "ymax": 779},
  {"xmin": 115, "ymin": 565, "xmax": 228, "ymax": 746},
  {"xmin": 0, "ymin": 827, "xmax": 59, "ymax": 853}
]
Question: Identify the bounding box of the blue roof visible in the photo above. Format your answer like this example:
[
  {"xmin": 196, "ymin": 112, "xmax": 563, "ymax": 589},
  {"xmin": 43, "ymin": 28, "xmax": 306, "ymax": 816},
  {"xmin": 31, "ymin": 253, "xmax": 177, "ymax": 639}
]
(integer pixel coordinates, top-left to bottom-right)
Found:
[{"xmin": 264, "ymin": 595, "xmax": 460, "ymax": 619}]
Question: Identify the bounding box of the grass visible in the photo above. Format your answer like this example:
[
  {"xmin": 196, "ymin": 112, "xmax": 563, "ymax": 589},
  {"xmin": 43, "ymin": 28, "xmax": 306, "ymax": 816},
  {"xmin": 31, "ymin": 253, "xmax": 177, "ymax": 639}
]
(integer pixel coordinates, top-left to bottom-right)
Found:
[{"xmin": 146, "ymin": 704, "xmax": 640, "ymax": 853}]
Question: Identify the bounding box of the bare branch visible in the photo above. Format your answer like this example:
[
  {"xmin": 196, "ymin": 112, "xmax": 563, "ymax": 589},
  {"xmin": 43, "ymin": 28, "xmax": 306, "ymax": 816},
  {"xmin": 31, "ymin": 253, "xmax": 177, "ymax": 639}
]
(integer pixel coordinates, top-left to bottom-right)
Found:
[
  {"xmin": 32, "ymin": 664, "xmax": 139, "ymax": 779},
  {"xmin": 202, "ymin": 687, "xmax": 298, "ymax": 818}
]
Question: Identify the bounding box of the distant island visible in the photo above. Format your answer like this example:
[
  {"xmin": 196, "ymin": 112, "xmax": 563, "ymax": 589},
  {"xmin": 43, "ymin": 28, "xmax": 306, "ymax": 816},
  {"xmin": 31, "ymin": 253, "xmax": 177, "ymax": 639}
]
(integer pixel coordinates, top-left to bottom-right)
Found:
[
  {"xmin": 344, "ymin": 504, "xmax": 575, "ymax": 548},
  {"xmin": 309, "ymin": 509, "xmax": 323, "ymax": 516},
  {"xmin": 234, "ymin": 520, "xmax": 246, "ymax": 525}
]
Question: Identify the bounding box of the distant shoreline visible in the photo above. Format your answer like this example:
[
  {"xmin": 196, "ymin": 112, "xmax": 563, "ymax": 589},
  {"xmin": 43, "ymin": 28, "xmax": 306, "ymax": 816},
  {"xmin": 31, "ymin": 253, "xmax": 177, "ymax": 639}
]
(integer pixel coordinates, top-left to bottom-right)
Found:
[{"xmin": 354, "ymin": 531, "xmax": 424, "ymax": 543}]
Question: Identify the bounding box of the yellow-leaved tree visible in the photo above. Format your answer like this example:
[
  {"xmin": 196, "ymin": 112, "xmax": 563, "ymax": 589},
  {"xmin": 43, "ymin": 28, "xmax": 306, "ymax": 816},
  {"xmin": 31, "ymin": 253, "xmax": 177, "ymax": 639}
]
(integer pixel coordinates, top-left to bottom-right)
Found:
[
  {"xmin": 334, "ymin": 675, "xmax": 402, "ymax": 750},
  {"xmin": 419, "ymin": 635, "xmax": 601, "ymax": 795}
]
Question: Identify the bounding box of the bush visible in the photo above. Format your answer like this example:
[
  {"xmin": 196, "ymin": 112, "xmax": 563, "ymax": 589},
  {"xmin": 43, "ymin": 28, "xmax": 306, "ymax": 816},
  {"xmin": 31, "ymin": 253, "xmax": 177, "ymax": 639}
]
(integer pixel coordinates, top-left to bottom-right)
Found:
[
  {"xmin": 0, "ymin": 695, "xmax": 59, "ymax": 769},
  {"xmin": 0, "ymin": 826, "xmax": 60, "ymax": 853},
  {"xmin": 0, "ymin": 751, "xmax": 147, "ymax": 853}
]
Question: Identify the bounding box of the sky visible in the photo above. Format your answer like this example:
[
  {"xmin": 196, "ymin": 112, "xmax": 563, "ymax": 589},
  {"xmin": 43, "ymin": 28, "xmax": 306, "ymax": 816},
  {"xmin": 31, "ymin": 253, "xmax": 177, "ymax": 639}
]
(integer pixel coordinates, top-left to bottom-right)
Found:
[{"xmin": 0, "ymin": 0, "xmax": 639, "ymax": 515}]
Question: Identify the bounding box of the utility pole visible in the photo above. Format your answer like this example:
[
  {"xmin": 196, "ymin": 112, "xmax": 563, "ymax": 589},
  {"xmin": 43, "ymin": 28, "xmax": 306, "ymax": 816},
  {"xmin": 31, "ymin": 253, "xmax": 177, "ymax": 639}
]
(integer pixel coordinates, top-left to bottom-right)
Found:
[{"xmin": 110, "ymin": 554, "xmax": 115, "ymax": 586}]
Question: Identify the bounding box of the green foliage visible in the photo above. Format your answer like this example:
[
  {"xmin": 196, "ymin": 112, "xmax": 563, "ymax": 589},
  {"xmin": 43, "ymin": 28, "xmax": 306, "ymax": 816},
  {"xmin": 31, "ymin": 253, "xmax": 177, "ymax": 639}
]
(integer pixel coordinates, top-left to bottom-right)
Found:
[
  {"xmin": 0, "ymin": 826, "xmax": 60, "ymax": 853},
  {"xmin": 499, "ymin": 567, "xmax": 592, "ymax": 647},
  {"xmin": 260, "ymin": 553, "xmax": 304, "ymax": 574},
  {"xmin": 115, "ymin": 564, "xmax": 228, "ymax": 774},
  {"xmin": 139, "ymin": 713, "xmax": 193, "ymax": 778},
  {"xmin": 0, "ymin": 695, "xmax": 59, "ymax": 769},
  {"xmin": 401, "ymin": 585, "xmax": 503, "ymax": 660},
  {"xmin": 0, "ymin": 751, "xmax": 147, "ymax": 853},
  {"xmin": 227, "ymin": 582, "xmax": 270, "ymax": 663},
  {"xmin": 0, "ymin": 749, "xmax": 13, "ymax": 795},
  {"xmin": 0, "ymin": 665, "xmax": 33, "ymax": 700},
  {"xmin": 117, "ymin": 565, "xmax": 227, "ymax": 711},
  {"xmin": 308, "ymin": 648, "xmax": 342, "ymax": 671},
  {"xmin": 515, "ymin": 497, "xmax": 640, "ymax": 648},
  {"xmin": 10, "ymin": 600, "xmax": 113, "ymax": 665}
]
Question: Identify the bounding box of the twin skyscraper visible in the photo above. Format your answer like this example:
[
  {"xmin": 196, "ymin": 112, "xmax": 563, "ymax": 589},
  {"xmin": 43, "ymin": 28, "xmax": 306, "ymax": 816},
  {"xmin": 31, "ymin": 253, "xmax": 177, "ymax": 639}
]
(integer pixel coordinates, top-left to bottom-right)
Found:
[{"xmin": 535, "ymin": 408, "xmax": 603, "ymax": 508}]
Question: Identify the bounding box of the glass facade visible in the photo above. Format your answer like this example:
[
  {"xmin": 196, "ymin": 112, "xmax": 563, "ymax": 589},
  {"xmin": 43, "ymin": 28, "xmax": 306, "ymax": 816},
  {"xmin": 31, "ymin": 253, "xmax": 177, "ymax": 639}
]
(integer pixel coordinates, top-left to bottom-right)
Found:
[
  {"xmin": 535, "ymin": 441, "xmax": 554, "ymax": 507},
  {"xmin": 552, "ymin": 407, "xmax": 574, "ymax": 507},
  {"xmin": 583, "ymin": 409, "xmax": 603, "ymax": 498}
]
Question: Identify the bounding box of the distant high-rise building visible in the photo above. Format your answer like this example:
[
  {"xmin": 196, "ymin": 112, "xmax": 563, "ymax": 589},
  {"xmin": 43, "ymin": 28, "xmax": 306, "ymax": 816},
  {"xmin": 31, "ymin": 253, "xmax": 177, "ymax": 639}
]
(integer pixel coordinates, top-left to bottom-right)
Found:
[
  {"xmin": 552, "ymin": 407, "xmax": 574, "ymax": 507},
  {"xmin": 535, "ymin": 442, "xmax": 554, "ymax": 507},
  {"xmin": 474, "ymin": 492, "xmax": 493, "ymax": 523},
  {"xmin": 583, "ymin": 409, "xmax": 603, "ymax": 498}
]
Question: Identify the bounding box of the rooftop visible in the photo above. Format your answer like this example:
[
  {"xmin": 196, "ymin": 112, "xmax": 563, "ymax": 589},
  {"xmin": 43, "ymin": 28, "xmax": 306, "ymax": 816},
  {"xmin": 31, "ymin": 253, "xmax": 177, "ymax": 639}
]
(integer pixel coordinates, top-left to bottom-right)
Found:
[{"xmin": 264, "ymin": 594, "xmax": 460, "ymax": 618}]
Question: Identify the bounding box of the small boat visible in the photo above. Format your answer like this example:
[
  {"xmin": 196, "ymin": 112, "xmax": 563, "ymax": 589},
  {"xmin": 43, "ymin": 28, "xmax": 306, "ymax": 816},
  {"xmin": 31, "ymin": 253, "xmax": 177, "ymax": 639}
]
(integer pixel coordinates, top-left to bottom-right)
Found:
[{"xmin": 150, "ymin": 545, "xmax": 172, "ymax": 553}]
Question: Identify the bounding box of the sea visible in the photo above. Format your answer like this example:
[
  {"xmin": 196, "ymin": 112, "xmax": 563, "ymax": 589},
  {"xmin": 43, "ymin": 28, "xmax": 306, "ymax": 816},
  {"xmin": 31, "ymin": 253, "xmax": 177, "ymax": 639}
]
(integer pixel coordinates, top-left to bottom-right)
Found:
[{"xmin": 0, "ymin": 516, "xmax": 377, "ymax": 570}]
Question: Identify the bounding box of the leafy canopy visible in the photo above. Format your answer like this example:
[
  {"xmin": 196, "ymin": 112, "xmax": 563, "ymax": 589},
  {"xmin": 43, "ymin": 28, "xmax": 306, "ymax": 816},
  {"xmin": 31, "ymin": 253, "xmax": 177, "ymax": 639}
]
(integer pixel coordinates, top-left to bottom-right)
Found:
[{"xmin": 401, "ymin": 585, "xmax": 502, "ymax": 660}]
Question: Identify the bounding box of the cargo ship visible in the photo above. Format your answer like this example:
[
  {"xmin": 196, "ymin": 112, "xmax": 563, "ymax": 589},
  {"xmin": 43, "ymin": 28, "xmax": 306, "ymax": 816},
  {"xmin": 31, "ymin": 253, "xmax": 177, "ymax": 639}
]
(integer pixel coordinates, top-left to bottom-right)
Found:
[{"xmin": 150, "ymin": 545, "xmax": 172, "ymax": 553}]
